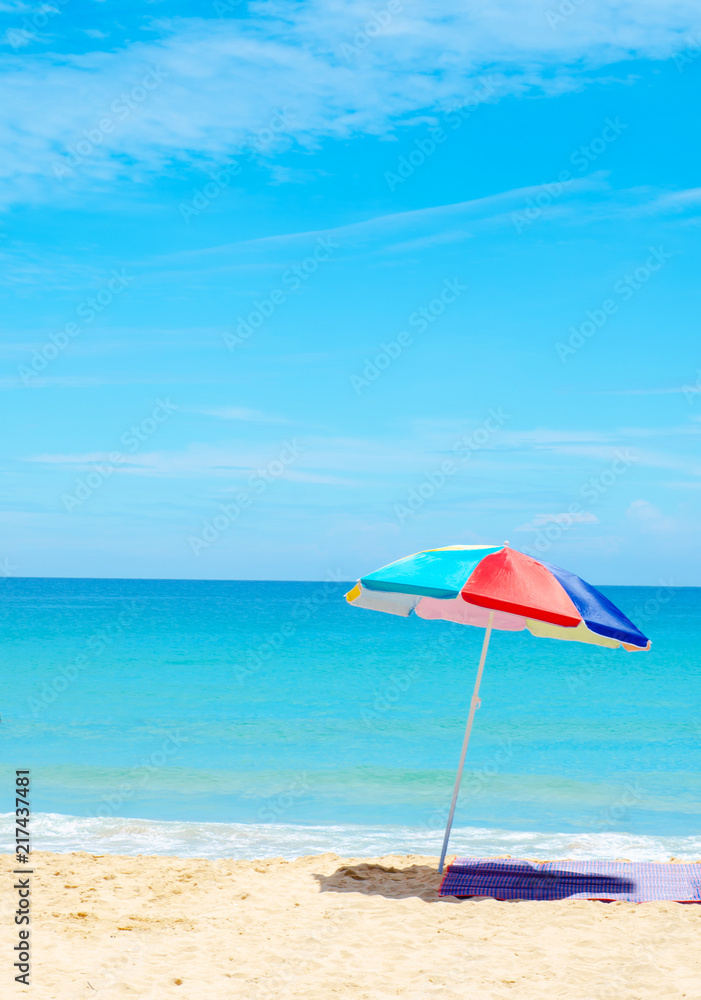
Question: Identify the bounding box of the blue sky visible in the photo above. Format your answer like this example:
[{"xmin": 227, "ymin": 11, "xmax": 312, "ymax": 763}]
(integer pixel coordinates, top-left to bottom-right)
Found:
[{"xmin": 1, "ymin": 0, "xmax": 701, "ymax": 584}]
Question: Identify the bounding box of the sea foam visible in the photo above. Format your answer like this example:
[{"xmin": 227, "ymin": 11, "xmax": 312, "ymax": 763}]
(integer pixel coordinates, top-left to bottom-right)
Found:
[{"xmin": 6, "ymin": 812, "xmax": 701, "ymax": 862}]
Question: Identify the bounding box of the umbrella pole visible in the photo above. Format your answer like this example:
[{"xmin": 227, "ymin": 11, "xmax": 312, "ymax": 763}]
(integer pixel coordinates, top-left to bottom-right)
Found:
[{"xmin": 437, "ymin": 609, "xmax": 494, "ymax": 875}]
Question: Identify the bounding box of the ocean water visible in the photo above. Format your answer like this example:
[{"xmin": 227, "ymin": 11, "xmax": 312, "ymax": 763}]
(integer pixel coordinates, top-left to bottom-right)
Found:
[{"xmin": 1, "ymin": 578, "xmax": 700, "ymax": 860}]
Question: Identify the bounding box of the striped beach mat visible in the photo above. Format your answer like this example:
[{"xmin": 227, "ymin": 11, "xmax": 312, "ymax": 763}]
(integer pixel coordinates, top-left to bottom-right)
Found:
[{"xmin": 439, "ymin": 858, "xmax": 701, "ymax": 902}]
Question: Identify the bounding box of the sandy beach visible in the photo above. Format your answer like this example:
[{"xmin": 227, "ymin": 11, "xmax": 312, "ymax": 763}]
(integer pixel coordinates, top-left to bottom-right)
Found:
[{"xmin": 3, "ymin": 851, "xmax": 700, "ymax": 999}]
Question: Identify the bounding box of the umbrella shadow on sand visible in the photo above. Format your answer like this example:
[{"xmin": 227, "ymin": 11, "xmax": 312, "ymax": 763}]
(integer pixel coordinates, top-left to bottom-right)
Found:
[
  {"xmin": 314, "ymin": 861, "xmax": 636, "ymax": 902},
  {"xmin": 314, "ymin": 863, "xmax": 445, "ymax": 902}
]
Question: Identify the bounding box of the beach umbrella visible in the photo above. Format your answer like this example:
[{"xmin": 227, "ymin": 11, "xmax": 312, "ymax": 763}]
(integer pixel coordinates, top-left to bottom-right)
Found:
[{"xmin": 345, "ymin": 543, "xmax": 650, "ymax": 872}]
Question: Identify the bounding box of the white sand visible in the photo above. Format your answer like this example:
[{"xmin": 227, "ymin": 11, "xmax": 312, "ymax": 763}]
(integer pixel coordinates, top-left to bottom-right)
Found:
[{"xmin": 3, "ymin": 852, "xmax": 700, "ymax": 998}]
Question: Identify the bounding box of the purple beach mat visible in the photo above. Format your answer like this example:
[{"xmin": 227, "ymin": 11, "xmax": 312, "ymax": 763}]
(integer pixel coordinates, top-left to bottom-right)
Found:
[{"xmin": 439, "ymin": 858, "xmax": 701, "ymax": 902}]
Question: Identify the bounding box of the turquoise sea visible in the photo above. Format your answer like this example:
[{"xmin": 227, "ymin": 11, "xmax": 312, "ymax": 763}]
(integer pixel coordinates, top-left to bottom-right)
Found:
[{"xmin": 1, "ymin": 578, "xmax": 700, "ymax": 860}]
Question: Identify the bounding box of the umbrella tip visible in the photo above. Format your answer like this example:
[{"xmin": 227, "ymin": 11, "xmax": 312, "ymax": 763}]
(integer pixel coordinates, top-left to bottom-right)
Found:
[{"xmin": 503, "ymin": 540, "xmax": 510, "ymax": 547}]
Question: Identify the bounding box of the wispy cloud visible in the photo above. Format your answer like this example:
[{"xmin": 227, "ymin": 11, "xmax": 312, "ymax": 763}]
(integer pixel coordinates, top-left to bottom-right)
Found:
[
  {"xmin": 516, "ymin": 512, "xmax": 599, "ymax": 532},
  {"xmin": 164, "ymin": 175, "xmax": 610, "ymax": 263},
  {"xmin": 646, "ymin": 187, "xmax": 701, "ymax": 213},
  {"xmin": 21, "ymin": 421, "xmax": 701, "ymax": 485},
  {"xmin": 626, "ymin": 498, "xmax": 676, "ymax": 532},
  {"xmin": 1, "ymin": 2, "xmax": 700, "ymax": 206},
  {"xmin": 0, "ymin": 1, "xmax": 29, "ymax": 14},
  {"xmin": 189, "ymin": 406, "xmax": 290, "ymax": 423},
  {"xmin": 590, "ymin": 386, "xmax": 701, "ymax": 396},
  {"xmin": 0, "ymin": 375, "xmax": 241, "ymax": 390}
]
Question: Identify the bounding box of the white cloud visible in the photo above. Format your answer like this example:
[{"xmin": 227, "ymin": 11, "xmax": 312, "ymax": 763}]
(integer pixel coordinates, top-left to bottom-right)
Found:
[
  {"xmin": 0, "ymin": 2, "xmax": 700, "ymax": 205},
  {"xmin": 192, "ymin": 406, "xmax": 289, "ymax": 423},
  {"xmin": 647, "ymin": 187, "xmax": 701, "ymax": 213},
  {"xmin": 499, "ymin": 428, "xmax": 613, "ymax": 448},
  {"xmin": 515, "ymin": 511, "xmax": 599, "ymax": 531},
  {"xmin": 165, "ymin": 174, "xmax": 608, "ymax": 263},
  {"xmin": 22, "ymin": 421, "xmax": 701, "ymax": 485},
  {"xmin": 24, "ymin": 446, "xmax": 247, "ymax": 478},
  {"xmin": 625, "ymin": 498, "xmax": 676, "ymax": 532},
  {"xmin": 0, "ymin": 374, "xmax": 240, "ymax": 390},
  {"xmin": 25, "ymin": 451, "xmax": 114, "ymax": 465},
  {"xmin": 590, "ymin": 386, "xmax": 701, "ymax": 395},
  {"xmin": 220, "ymin": 469, "xmax": 360, "ymax": 487}
]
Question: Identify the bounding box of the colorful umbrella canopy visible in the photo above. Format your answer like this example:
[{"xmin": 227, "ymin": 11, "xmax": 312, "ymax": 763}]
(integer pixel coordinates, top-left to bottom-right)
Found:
[
  {"xmin": 345, "ymin": 543, "xmax": 651, "ymax": 870},
  {"xmin": 346, "ymin": 543, "xmax": 650, "ymax": 650}
]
